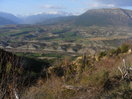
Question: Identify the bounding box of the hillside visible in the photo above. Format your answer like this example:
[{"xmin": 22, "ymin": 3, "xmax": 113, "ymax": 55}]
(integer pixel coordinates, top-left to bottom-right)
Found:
[
  {"xmin": 74, "ymin": 8, "xmax": 132, "ymax": 26},
  {"xmin": 0, "ymin": 44, "xmax": 131, "ymax": 99},
  {"xmin": 0, "ymin": 48, "xmax": 52, "ymax": 98},
  {"xmin": 21, "ymin": 12, "xmax": 74, "ymax": 24},
  {"xmin": 0, "ymin": 12, "xmax": 21, "ymax": 25},
  {"xmin": 40, "ymin": 8, "xmax": 132, "ymax": 26},
  {"xmin": 0, "ymin": 16, "xmax": 17, "ymax": 25}
]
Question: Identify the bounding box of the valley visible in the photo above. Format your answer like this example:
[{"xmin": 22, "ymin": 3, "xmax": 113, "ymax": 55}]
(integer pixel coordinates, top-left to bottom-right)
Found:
[
  {"xmin": 0, "ymin": 8, "xmax": 132, "ymax": 99},
  {"xmin": 0, "ymin": 24, "xmax": 132, "ymax": 59}
]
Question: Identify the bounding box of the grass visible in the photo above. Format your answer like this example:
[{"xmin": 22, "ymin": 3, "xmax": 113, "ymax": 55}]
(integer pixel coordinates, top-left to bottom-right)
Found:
[
  {"xmin": 22, "ymin": 76, "xmax": 63, "ymax": 99},
  {"xmin": 21, "ymin": 44, "xmax": 132, "ymax": 98},
  {"xmin": 80, "ymin": 69, "xmax": 109, "ymax": 87},
  {"xmin": 16, "ymin": 52, "xmax": 68, "ymax": 59}
]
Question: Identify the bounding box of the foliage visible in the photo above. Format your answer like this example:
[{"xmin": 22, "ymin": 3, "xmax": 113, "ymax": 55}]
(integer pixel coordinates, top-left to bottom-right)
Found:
[
  {"xmin": 119, "ymin": 44, "xmax": 129, "ymax": 53},
  {"xmin": 1, "ymin": 43, "xmax": 132, "ymax": 99},
  {"xmin": 80, "ymin": 69, "xmax": 109, "ymax": 87},
  {"xmin": 98, "ymin": 51, "xmax": 107, "ymax": 58}
]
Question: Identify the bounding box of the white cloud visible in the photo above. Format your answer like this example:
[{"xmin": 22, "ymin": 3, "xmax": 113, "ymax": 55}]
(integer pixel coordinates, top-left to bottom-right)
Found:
[
  {"xmin": 27, "ymin": 11, "xmax": 61, "ymax": 16},
  {"xmin": 40, "ymin": 4, "xmax": 65, "ymax": 9},
  {"xmin": 23, "ymin": 11, "xmax": 74, "ymax": 16},
  {"xmin": 91, "ymin": 3, "xmax": 115, "ymax": 8},
  {"xmin": 96, "ymin": 0, "xmax": 132, "ymax": 7}
]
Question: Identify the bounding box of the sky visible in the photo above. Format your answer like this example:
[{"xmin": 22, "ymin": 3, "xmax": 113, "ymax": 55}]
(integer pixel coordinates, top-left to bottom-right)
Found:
[{"xmin": 0, "ymin": 0, "xmax": 132, "ymax": 16}]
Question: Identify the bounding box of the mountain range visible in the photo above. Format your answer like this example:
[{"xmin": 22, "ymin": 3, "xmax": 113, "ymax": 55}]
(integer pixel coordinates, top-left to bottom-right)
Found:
[
  {"xmin": 21, "ymin": 12, "xmax": 73, "ymax": 24},
  {"xmin": 0, "ymin": 12, "xmax": 21, "ymax": 25},
  {"xmin": 74, "ymin": 8, "xmax": 132, "ymax": 26},
  {"xmin": 0, "ymin": 12, "xmax": 71, "ymax": 25},
  {"xmin": 1, "ymin": 8, "xmax": 132, "ymax": 26}
]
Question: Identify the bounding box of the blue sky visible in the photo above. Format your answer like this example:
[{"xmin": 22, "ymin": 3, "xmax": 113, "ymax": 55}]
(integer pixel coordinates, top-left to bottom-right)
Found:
[{"xmin": 0, "ymin": 0, "xmax": 132, "ymax": 16}]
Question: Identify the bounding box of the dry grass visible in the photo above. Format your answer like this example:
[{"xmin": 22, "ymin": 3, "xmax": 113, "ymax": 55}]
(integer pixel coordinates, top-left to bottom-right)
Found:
[
  {"xmin": 22, "ymin": 51, "xmax": 132, "ymax": 99},
  {"xmin": 22, "ymin": 76, "xmax": 63, "ymax": 99}
]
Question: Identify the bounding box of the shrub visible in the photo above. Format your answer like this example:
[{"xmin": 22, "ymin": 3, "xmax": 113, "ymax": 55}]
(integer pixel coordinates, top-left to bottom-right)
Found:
[
  {"xmin": 108, "ymin": 49, "xmax": 117, "ymax": 56},
  {"xmin": 98, "ymin": 51, "xmax": 107, "ymax": 58},
  {"xmin": 80, "ymin": 69, "xmax": 109, "ymax": 88},
  {"xmin": 72, "ymin": 44, "xmax": 82, "ymax": 52},
  {"xmin": 116, "ymin": 47, "xmax": 121, "ymax": 54},
  {"xmin": 120, "ymin": 44, "xmax": 129, "ymax": 53}
]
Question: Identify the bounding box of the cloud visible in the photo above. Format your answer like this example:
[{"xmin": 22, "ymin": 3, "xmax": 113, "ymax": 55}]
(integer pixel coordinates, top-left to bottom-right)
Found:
[
  {"xmin": 32, "ymin": 11, "xmax": 62, "ymax": 15},
  {"xmin": 81, "ymin": 0, "xmax": 132, "ymax": 12},
  {"xmin": 96, "ymin": 0, "xmax": 132, "ymax": 7},
  {"xmin": 90, "ymin": 2, "xmax": 115, "ymax": 8},
  {"xmin": 27, "ymin": 10, "xmax": 74, "ymax": 16},
  {"xmin": 40, "ymin": 4, "xmax": 66, "ymax": 10}
]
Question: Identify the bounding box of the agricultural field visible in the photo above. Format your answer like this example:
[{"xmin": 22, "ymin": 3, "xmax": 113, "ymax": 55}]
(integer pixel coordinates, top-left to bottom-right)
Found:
[{"xmin": 0, "ymin": 25, "xmax": 132, "ymax": 59}]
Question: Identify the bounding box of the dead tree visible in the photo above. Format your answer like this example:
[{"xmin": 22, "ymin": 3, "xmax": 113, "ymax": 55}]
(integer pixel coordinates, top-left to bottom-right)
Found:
[{"xmin": 118, "ymin": 59, "xmax": 132, "ymax": 80}]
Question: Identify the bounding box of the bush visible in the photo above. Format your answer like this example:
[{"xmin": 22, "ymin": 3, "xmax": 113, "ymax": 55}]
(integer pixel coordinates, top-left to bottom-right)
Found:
[
  {"xmin": 120, "ymin": 44, "xmax": 129, "ymax": 53},
  {"xmin": 108, "ymin": 49, "xmax": 117, "ymax": 56},
  {"xmin": 72, "ymin": 44, "xmax": 82, "ymax": 52},
  {"xmin": 98, "ymin": 51, "xmax": 107, "ymax": 58},
  {"xmin": 80, "ymin": 69, "xmax": 109, "ymax": 88},
  {"xmin": 108, "ymin": 48, "xmax": 121, "ymax": 56}
]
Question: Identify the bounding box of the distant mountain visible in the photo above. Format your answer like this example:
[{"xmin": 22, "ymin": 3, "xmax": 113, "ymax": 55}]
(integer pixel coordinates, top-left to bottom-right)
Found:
[
  {"xmin": 0, "ymin": 11, "xmax": 74, "ymax": 25},
  {"xmin": 22, "ymin": 12, "xmax": 73, "ymax": 24},
  {"xmin": 40, "ymin": 16, "xmax": 77, "ymax": 25},
  {"xmin": 1, "ymin": 8, "xmax": 132, "ymax": 26},
  {"xmin": 0, "ymin": 16, "xmax": 16, "ymax": 25},
  {"xmin": 0, "ymin": 12, "xmax": 21, "ymax": 25},
  {"xmin": 74, "ymin": 8, "xmax": 132, "ymax": 26},
  {"xmin": 39, "ymin": 8, "xmax": 132, "ymax": 26}
]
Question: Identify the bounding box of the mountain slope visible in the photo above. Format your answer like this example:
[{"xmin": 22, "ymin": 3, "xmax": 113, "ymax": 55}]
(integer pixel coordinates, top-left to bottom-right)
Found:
[
  {"xmin": 0, "ymin": 16, "xmax": 16, "ymax": 25},
  {"xmin": 74, "ymin": 8, "xmax": 132, "ymax": 26},
  {"xmin": 1, "ymin": 8, "xmax": 132, "ymax": 26},
  {"xmin": 22, "ymin": 12, "xmax": 73, "ymax": 24},
  {"xmin": 40, "ymin": 16, "xmax": 77, "ymax": 25},
  {"xmin": 0, "ymin": 12, "xmax": 21, "ymax": 23},
  {"xmin": 0, "ymin": 12, "xmax": 21, "ymax": 25}
]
